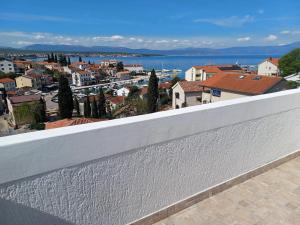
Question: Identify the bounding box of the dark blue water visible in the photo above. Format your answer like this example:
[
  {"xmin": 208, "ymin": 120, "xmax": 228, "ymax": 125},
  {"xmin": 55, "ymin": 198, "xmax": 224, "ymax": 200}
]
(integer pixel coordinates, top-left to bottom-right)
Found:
[{"xmin": 79, "ymin": 55, "xmax": 278, "ymax": 78}]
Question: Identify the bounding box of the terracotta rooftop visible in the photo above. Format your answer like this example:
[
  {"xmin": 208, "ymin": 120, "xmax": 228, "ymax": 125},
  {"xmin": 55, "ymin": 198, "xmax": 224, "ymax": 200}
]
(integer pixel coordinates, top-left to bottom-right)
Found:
[
  {"xmin": 9, "ymin": 94, "xmax": 41, "ymax": 104},
  {"xmin": 200, "ymin": 73, "xmax": 283, "ymax": 95},
  {"xmin": 177, "ymin": 81, "xmax": 203, "ymax": 93},
  {"xmin": 0, "ymin": 78, "xmax": 15, "ymax": 83},
  {"xmin": 266, "ymin": 57, "xmax": 280, "ymax": 66},
  {"xmin": 45, "ymin": 118, "xmax": 106, "ymax": 129}
]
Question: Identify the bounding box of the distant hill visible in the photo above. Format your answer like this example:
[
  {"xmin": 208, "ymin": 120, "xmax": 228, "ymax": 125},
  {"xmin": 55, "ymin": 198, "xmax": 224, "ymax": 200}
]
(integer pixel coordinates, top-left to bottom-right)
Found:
[{"xmin": 18, "ymin": 41, "xmax": 300, "ymax": 56}]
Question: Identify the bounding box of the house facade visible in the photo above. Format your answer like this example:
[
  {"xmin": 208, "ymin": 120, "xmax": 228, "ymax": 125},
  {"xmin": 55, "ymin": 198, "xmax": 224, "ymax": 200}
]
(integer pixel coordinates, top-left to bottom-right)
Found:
[
  {"xmin": 15, "ymin": 75, "xmax": 42, "ymax": 89},
  {"xmin": 72, "ymin": 70, "xmax": 93, "ymax": 86},
  {"xmin": 124, "ymin": 64, "xmax": 144, "ymax": 73},
  {"xmin": 258, "ymin": 57, "xmax": 280, "ymax": 76},
  {"xmin": 0, "ymin": 78, "xmax": 16, "ymax": 91},
  {"xmin": 0, "ymin": 60, "xmax": 15, "ymax": 74},
  {"xmin": 172, "ymin": 81, "xmax": 203, "ymax": 109}
]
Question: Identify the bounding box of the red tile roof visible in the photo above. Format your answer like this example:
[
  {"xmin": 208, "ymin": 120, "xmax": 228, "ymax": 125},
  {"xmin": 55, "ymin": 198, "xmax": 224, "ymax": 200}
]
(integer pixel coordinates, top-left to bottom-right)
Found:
[
  {"xmin": 177, "ymin": 81, "xmax": 203, "ymax": 92},
  {"xmin": 0, "ymin": 78, "xmax": 15, "ymax": 83},
  {"xmin": 9, "ymin": 94, "xmax": 41, "ymax": 104},
  {"xmin": 159, "ymin": 82, "xmax": 171, "ymax": 89},
  {"xmin": 266, "ymin": 57, "xmax": 280, "ymax": 66},
  {"xmin": 45, "ymin": 118, "xmax": 107, "ymax": 129},
  {"xmin": 192, "ymin": 65, "xmax": 223, "ymax": 73},
  {"xmin": 200, "ymin": 73, "xmax": 282, "ymax": 95},
  {"xmin": 108, "ymin": 96, "xmax": 125, "ymax": 105}
]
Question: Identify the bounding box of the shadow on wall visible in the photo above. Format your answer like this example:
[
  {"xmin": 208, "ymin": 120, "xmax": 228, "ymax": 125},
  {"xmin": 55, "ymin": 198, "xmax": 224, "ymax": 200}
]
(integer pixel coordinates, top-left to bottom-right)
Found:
[{"xmin": 0, "ymin": 198, "xmax": 74, "ymax": 225}]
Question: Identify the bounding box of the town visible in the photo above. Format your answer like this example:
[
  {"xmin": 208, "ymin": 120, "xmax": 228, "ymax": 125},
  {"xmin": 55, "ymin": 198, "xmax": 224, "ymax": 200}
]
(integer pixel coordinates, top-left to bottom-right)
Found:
[{"xmin": 0, "ymin": 49, "xmax": 299, "ymax": 136}]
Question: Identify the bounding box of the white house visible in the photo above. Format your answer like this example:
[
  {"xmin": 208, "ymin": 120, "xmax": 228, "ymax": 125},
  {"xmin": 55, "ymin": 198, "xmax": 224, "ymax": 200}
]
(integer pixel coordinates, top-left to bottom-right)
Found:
[
  {"xmin": 72, "ymin": 70, "xmax": 93, "ymax": 86},
  {"xmin": 172, "ymin": 81, "xmax": 203, "ymax": 109},
  {"xmin": 258, "ymin": 57, "xmax": 280, "ymax": 76},
  {"xmin": 0, "ymin": 60, "xmax": 15, "ymax": 73},
  {"xmin": 100, "ymin": 60, "xmax": 119, "ymax": 67},
  {"xmin": 185, "ymin": 65, "xmax": 243, "ymax": 81},
  {"xmin": 124, "ymin": 64, "xmax": 144, "ymax": 73},
  {"xmin": 117, "ymin": 87, "xmax": 130, "ymax": 97}
]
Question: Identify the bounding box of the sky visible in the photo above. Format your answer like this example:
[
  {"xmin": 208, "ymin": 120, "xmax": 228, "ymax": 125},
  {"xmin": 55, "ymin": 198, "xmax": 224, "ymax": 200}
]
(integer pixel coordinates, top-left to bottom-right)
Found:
[{"xmin": 0, "ymin": 0, "xmax": 300, "ymax": 49}]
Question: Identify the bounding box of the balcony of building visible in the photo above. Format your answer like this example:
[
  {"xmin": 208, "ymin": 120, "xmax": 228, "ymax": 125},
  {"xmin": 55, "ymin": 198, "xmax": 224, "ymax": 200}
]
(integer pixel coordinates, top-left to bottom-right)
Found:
[{"xmin": 1, "ymin": 89, "xmax": 300, "ymax": 225}]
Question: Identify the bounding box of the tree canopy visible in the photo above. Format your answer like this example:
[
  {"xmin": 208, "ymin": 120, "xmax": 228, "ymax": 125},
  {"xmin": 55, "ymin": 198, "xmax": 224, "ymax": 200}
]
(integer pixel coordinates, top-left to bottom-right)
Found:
[
  {"xmin": 147, "ymin": 69, "xmax": 159, "ymax": 113},
  {"xmin": 279, "ymin": 48, "xmax": 300, "ymax": 77},
  {"xmin": 58, "ymin": 75, "xmax": 74, "ymax": 118}
]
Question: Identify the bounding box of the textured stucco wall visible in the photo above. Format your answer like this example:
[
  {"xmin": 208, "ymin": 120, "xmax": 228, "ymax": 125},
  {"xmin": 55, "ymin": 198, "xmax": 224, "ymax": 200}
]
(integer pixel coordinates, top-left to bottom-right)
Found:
[{"xmin": 1, "ymin": 89, "xmax": 300, "ymax": 225}]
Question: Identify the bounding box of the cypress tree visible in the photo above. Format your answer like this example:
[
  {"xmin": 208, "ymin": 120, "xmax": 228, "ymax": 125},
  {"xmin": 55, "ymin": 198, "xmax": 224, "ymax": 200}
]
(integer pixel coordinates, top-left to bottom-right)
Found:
[
  {"xmin": 98, "ymin": 88, "xmax": 106, "ymax": 118},
  {"xmin": 84, "ymin": 96, "xmax": 91, "ymax": 118},
  {"xmin": 79, "ymin": 56, "xmax": 82, "ymax": 62},
  {"xmin": 106, "ymin": 100, "xmax": 112, "ymax": 119},
  {"xmin": 147, "ymin": 69, "xmax": 159, "ymax": 113},
  {"xmin": 92, "ymin": 99, "xmax": 99, "ymax": 118},
  {"xmin": 51, "ymin": 52, "xmax": 54, "ymax": 62},
  {"xmin": 54, "ymin": 54, "xmax": 58, "ymax": 63},
  {"xmin": 58, "ymin": 75, "xmax": 74, "ymax": 119},
  {"xmin": 47, "ymin": 54, "xmax": 51, "ymax": 63},
  {"xmin": 88, "ymin": 60, "xmax": 91, "ymax": 65},
  {"xmin": 67, "ymin": 57, "xmax": 71, "ymax": 65},
  {"xmin": 74, "ymin": 97, "xmax": 80, "ymax": 116}
]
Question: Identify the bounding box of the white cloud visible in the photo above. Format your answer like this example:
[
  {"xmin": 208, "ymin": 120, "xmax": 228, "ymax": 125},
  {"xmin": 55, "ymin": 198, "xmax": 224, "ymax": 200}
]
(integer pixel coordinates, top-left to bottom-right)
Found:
[
  {"xmin": 281, "ymin": 30, "xmax": 291, "ymax": 34},
  {"xmin": 110, "ymin": 35, "xmax": 124, "ymax": 40},
  {"xmin": 194, "ymin": 15, "xmax": 254, "ymax": 27},
  {"xmin": 265, "ymin": 34, "xmax": 278, "ymax": 41},
  {"xmin": 0, "ymin": 13, "xmax": 75, "ymax": 22},
  {"xmin": 237, "ymin": 36, "xmax": 251, "ymax": 42}
]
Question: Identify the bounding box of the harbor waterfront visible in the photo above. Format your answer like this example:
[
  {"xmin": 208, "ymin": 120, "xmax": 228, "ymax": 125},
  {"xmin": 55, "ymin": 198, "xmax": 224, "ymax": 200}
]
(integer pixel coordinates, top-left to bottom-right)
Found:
[{"xmin": 34, "ymin": 55, "xmax": 280, "ymax": 79}]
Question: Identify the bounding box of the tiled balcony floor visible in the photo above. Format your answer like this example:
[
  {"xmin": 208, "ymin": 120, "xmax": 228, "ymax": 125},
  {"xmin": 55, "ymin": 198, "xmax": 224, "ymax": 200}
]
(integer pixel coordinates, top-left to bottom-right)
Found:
[{"xmin": 154, "ymin": 156, "xmax": 300, "ymax": 225}]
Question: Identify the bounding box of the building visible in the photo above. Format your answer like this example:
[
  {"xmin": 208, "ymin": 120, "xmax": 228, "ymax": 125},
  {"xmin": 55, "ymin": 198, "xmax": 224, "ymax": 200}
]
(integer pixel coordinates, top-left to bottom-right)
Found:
[
  {"xmin": 258, "ymin": 57, "xmax": 280, "ymax": 76},
  {"xmin": 100, "ymin": 59, "xmax": 118, "ymax": 67},
  {"xmin": 71, "ymin": 62, "xmax": 89, "ymax": 70},
  {"xmin": 200, "ymin": 73, "xmax": 284, "ymax": 104},
  {"xmin": 7, "ymin": 94, "xmax": 43, "ymax": 127},
  {"xmin": 124, "ymin": 64, "xmax": 144, "ymax": 73},
  {"xmin": 72, "ymin": 70, "xmax": 93, "ymax": 86},
  {"xmin": 15, "ymin": 75, "xmax": 42, "ymax": 89},
  {"xmin": 172, "ymin": 81, "xmax": 203, "ymax": 109},
  {"xmin": 107, "ymin": 96, "xmax": 125, "ymax": 110},
  {"xmin": 116, "ymin": 71, "xmax": 131, "ymax": 80},
  {"xmin": 117, "ymin": 87, "xmax": 130, "ymax": 97},
  {"xmin": 45, "ymin": 118, "xmax": 105, "ymax": 129},
  {"xmin": 0, "ymin": 60, "xmax": 15, "ymax": 73},
  {"xmin": 185, "ymin": 64, "xmax": 243, "ymax": 81},
  {"xmin": 0, "ymin": 78, "xmax": 16, "ymax": 91}
]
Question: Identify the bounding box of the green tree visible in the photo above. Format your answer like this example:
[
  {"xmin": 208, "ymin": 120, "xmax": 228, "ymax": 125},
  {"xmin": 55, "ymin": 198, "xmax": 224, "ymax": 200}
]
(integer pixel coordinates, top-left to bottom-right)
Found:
[
  {"xmin": 58, "ymin": 75, "xmax": 74, "ymax": 119},
  {"xmin": 54, "ymin": 54, "xmax": 58, "ymax": 63},
  {"xmin": 74, "ymin": 97, "xmax": 80, "ymax": 116},
  {"xmin": 98, "ymin": 88, "xmax": 106, "ymax": 118},
  {"xmin": 116, "ymin": 61, "xmax": 124, "ymax": 72},
  {"xmin": 67, "ymin": 57, "xmax": 71, "ymax": 65},
  {"xmin": 84, "ymin": 96, "xmax": 91, "ymax": 118},
  {"xmin": 58, "ymin": 54, "xmax": 68, "ymax": 66},
  {"xmin": 47, "ymin": 54, "xmax": 51, "ymax": 63},
  {"xmin": 79, "ymin": 56, "xmax": 82, "ymax": 62},
  {"xmin": 50, "ymin": 52, "xmax": 54, "ymax": 62},
  {"xmin": 127, "ymin": 86, "xmax": 140, "ymax": 99},
  {"xmin": 92, "ymin": 99, "xmax": 99, "ymax": 118},
  {"xmin": 147, "ymin": 69, "xmax": 159, "ymax": 113},
  {"xmin": 106, "ymin": 101, "xmax": 113, "ymax": 119},
  {"xmin": 279, "ymin": 49, "xmax": 300, "ymax": 77},
  {"xmin": 169, "ymin": 76, "xmax": 181, "ymax": 97}
]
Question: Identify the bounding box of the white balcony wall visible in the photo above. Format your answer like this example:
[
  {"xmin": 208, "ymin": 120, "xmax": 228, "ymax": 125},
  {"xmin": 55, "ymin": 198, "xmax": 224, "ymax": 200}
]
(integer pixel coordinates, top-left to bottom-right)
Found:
[{"xmin": 1, "ymin": 89, "xmax": 300, "ymax": 225}]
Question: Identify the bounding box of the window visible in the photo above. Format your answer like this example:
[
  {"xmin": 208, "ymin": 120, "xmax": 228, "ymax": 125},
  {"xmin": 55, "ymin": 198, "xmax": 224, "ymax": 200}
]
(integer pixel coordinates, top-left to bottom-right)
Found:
[
  {"xmin": 175, "ymin": 105, "xmax": 179, "ymax": 109},
  {"xmin": 175, "ymin": 92, "xmax": 180, "ymax": 99}
]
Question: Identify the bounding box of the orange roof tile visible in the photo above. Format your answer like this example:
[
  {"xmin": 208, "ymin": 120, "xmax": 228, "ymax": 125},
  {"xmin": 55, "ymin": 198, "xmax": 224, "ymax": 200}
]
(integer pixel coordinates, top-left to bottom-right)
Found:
[
  {"xmin": 177, "ymin": 81, "xmax": 203, "ymax": 92},
  {"xmin": 45, "ymin": 118, "xmax": 107, "ymax": 129},
  {"xmin": 200, "ymin": 73, "xmax": 282, "ymax": 95},
  {"xmin": 0, "ymin": 78, "xmax": 15, "ymax": 83},
  {"xmin": 266, "ymin": 57, "xmax": 280, "ymax": 66}
]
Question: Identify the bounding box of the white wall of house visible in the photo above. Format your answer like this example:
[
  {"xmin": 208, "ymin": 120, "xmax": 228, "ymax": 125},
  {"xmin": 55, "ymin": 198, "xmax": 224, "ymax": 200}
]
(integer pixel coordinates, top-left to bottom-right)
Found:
[
  {"xmin": 117, "ymin": 87, "xmax": 130, "ymax": 96},
  {"xmin": 124, "ymin": 65, "xmax": 144, "ymax": 73},
  {"xmin": 72, "ymin": 72, "xmax": 92, "ymax": 86},
  {"xmin": 185, "ymin": 67, "xmax": 207, "ymax": 81},
  {"xmin": 0, "ymin": 60, "xmax": 15, "ymax": 74},
  {"xmin": 258, "ymin": 60, "xmax": 280, "ymax": 76},
  {"xmin": 202, "ymin": 90, "xmax": 248, "ymax": 104},
  {"xmin": 2, "ymin": 90, "xmax": 300, "ymax": 224},
  {"xmin": 172, "ymin": 83, "xmax": 185, "ymax": 108}
]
